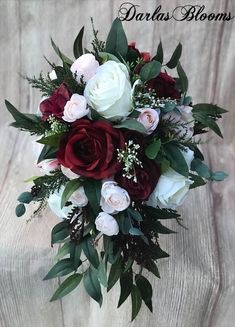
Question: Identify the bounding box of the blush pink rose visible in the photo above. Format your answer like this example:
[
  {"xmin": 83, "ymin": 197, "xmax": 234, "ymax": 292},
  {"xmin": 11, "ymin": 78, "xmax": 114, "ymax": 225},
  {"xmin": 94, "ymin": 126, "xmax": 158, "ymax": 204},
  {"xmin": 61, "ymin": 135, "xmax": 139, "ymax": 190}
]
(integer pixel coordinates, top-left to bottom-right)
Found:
[
  {"xmin": 70, "ymin": 54, "xmax": 99, "ymax": 83},
  {"xmin": 62, "ymin": 94, "xmax": 89, "ymax": 122},
  {"xmin": 37, "ymin": 159, "xmax": 60, "ymax": 175},
  {"xmin": 137, "ymin": 108, "xmax": 160, "ymax": 135}
]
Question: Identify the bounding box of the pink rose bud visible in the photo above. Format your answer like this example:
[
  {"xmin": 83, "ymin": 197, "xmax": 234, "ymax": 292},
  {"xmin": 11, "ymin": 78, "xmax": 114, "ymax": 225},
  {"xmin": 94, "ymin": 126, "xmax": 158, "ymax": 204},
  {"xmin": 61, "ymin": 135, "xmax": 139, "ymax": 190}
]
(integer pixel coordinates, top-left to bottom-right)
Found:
[
  {"xmin": 70, "ymin": 53, "xmax": 99, "ymax": 83},
  {"xmin": 62, "ymin": 94, "xmax": 89, "ymax": 123},
  {"xmin": 137, "ymin": 108, "xmax": 160, "ymax": 135},
  {"xmin": 37, "ymin": 159, "xmax": 60, "ymax": 175}
]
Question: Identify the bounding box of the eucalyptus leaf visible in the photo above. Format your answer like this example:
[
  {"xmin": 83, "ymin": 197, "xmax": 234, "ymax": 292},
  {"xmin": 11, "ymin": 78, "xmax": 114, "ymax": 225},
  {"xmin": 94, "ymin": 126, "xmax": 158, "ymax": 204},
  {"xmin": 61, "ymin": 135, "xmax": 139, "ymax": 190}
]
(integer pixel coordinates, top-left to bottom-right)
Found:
[
  {"xmin": 99, "ymin": 52, "xmax": 120, "ymax": 63},
  {"xmin": 17, "ymin": 192, "xmax": 33, "ymax": 204},
  {"xmin": 114, "ymin": 119, "xmax": 147, "ymax": 134},
  {"xmin": 163, "ymin": 143, "xmax": 189, "ymax": 177},
  {"xmin": 145, "ymin": 139, "xmax": 161, "ymax": 160},
  {"xmin": 15, "ymin": 203, "xmax": 26, "ymax": 217},
  {"xmin": 140, "ymin": 60, "xmax": 161, "ymax": 82}
]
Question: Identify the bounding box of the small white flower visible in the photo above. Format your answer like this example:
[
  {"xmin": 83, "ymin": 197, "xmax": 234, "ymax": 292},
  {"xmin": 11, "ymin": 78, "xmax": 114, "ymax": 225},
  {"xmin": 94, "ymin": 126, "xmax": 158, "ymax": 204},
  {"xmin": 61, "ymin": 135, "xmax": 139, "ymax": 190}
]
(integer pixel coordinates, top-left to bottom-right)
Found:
[
  {"xmin": 62, "ymin": 94, "xmax": 89, "ymax": 123},
  {"xmin": 49, "ymin": 69, "xmax": 57, "ymax": 80},
  {"xmin": 70, "ymin": 186, "xmax": 88, "ymax": 207},
  {"xmin": 61, "ymin": 165, "xmax": 80, "ymax": 180},
  {"xmin": 95, "ymin": 212, "xmax": 119, "ymax": 236},
  {"xmin": 70, "ymin": 53, "xmax": 99, "ymax": 83},
  {"xmin": 100, "ymin": 181, "xmax": 130, "ymax": 214}
]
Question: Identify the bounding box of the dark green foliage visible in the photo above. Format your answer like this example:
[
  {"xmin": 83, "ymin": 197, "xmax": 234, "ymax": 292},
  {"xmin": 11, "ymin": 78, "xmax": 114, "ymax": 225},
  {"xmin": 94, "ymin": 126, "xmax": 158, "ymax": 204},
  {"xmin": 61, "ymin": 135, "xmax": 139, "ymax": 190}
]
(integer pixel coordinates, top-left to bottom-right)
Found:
[
  {"xmin": 26, "ymin": 72, "xmax": 59, "ymax": 96},
  {"xmin": 61, "ymin": 179, "xmax": 81, "ymax": 209},
  {"xmin": 140, "ymin": 60, "xmax": 161, "ymax": 82},
  {"xmin": 15, "ymin": 203, "xmax": 26, "ymax": 217},
  {"xmin": 83, "ymin": 179, "xmax": 101, "ymax": 215},
  {"xmin": 51, "ymin": 220, "xmax": 70, "ymax": 244},
  {"xmin": 50, "ymin": 273, "xmax": 82, "ymax": 301},
  {"xmin": 43, "ymin": 259, "xmax": 75, "ymax": 280},
  {"xmin": 152, "ymin": 40, "xmax": 164, "ymax": 63},
  {"xmin": 118, "ymin": 270, "xmax": 133, "ymax": 308},
  {"xmin": 135, "ymin": 275, "xmax": 153, "ymax": 312},
  {"xmin": 73, "ymin": 26, "xmax": 85, "ymax": 58},
  {"xmin": 83, "ymin": 267, "xmax": 103, "ymax": 305},
  {"xmin": 131, "ymin": 285, "xmax": 142, "ymax": 321},
  {"xmin": 166, "ymin": 43, "xmax": 182, "ymax": 69},
  {"xmin": 177, "ymin": 61, "xmax": 188, "ymax": 94},
  {"xmin": 163, "ymin": 143, "xmax": 189, "ymax": 177},
  {"xmin": 105, "ymin": 18, "xmax": 128, "ymax": 59}
]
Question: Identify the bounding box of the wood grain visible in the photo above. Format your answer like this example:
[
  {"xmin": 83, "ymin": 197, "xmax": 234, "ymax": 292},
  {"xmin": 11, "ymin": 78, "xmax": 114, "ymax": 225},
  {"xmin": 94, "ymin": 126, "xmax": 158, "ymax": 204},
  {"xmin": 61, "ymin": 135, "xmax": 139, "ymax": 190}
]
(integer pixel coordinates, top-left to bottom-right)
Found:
[{"xmin": 0, "ymin": 0, "xmax": 234, "ymax": 326}]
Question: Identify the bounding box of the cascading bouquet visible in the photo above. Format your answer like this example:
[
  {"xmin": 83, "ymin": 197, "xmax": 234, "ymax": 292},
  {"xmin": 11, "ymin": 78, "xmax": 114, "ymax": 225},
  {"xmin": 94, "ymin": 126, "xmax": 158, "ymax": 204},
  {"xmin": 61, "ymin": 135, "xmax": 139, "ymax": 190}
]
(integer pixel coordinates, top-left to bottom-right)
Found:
[{"xmin": 6, "ymin": 18, "xmax": 228, "ymax": 320}]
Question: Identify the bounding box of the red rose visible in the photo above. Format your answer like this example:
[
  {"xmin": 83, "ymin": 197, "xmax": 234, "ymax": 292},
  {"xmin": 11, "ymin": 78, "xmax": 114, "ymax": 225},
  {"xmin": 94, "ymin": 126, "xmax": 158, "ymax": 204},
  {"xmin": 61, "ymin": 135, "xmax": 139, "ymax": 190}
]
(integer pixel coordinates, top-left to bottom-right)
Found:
[
  {"xmin": 57, "ymin": 119, "xmax": 125, "ymax": 180},
  {"xmin": 115, "ymin": 159, "xmax": 160, "ymax": 201},
  {"xmin": 40, "ymin": 84, "xmax": 71, "ymax": 120},
  {"xmin": 128, "ymin": 42, "xmax": 150, "ymax": 63},
  {"xmin": 147, "ymin": 72, "xmax": 180, "ymax": 99}
]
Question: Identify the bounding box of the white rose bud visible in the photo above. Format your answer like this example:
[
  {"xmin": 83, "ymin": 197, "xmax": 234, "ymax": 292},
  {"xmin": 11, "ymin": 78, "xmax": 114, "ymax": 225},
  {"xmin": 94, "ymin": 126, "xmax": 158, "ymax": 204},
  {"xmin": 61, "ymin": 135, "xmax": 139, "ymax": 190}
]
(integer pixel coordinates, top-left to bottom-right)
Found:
[
  {"xmin": 147, "ymin": 147, "xmax": 194, "ymax": 208},
  {"xmin": 37, "ymin": 159, "xmax": 60, "ymax": 175},
  {"xmin": 70, "ymin": 53, "xmax": 99, "ymax": 83},
  {"xmin": 95, "ymin": 212, "xmax": 119, "ymax": 236},
  {"xmin": 61, "ymin": 165, "xmax": 80, "ymax": 180},
  {"xmin": 100, "ymin": 181, "xmax": 130, "ymax": 214},
  {"xmin": 62, "ymin": 94, "xmax": 89, "ymax": 123},
  {"xmin": 84, "ymin": 61, "xmax": 132, "ymax": 121},
  {"xmin": 70, "ymin": 186, "xmax": 88, "ymax": 207},
  {"xmin": 137, "ymin": 108, "xmax": 160, "ymax": 135}
]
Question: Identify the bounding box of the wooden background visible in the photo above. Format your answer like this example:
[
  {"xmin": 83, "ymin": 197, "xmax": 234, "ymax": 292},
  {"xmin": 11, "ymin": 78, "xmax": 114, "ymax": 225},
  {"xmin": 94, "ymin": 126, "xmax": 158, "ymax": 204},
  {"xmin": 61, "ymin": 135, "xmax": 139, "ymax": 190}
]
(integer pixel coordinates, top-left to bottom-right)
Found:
[{"xmin": 0, "ymin": 0, "xmax": 234, "ymax": 326}]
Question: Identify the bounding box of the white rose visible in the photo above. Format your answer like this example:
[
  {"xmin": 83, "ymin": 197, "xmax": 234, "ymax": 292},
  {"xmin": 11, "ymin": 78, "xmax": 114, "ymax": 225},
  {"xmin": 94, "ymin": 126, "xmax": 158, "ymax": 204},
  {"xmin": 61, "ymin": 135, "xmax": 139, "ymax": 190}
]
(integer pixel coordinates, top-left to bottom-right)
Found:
[
  {"xmin": 37, "ymin": 159, "xmax": 60, "ymax": 175},
  {"xmin": 61, "ymin": 165, "xmax": 80, "ymax": 180},
  {"xmin": 95, "ymin": 212, "xmax": 119, "ymax": 236},
  {"xmin": 100, "ymin": 181, "xmax": 130, "ymax": 214},
  {"xmin": 62, "ymin": 94, "xmax": 89, "ymax": 122},
  {"xmin": 163, "ymin": 105, "xmax": 194, "ymax": 140},
  {"xmin": 70, "ymin": 186, "xmax": 88, "ymax": 207},
  {"xmin": 147, "ymin": 147, "xmax": 194, "ymax": 208},
  {"xmin": 84, "ymin": 61, "xmax": 132, "ymax": 121},
  {"xmin": 47, "ymin": 186, "xmax": 74, "ymax": 218},
  {"xmin": 137, "ymin": 108, "xmax": 160, "ymax": 135},
  {"xmin": 70, "ymin": 53, "xmax": 99, "ymax": 83},
  {"xmin": 49, "ymin": 69, "xmax": 57, "ymax": 80}
]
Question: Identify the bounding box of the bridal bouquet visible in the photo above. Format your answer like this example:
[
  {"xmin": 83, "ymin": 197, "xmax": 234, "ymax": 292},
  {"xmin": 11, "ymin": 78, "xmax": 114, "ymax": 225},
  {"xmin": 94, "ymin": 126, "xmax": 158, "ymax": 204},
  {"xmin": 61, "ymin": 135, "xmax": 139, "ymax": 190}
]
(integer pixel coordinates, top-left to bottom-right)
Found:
[{"xmin": 6, "ymin": 18, "xmax": 227, "ymax": 320}]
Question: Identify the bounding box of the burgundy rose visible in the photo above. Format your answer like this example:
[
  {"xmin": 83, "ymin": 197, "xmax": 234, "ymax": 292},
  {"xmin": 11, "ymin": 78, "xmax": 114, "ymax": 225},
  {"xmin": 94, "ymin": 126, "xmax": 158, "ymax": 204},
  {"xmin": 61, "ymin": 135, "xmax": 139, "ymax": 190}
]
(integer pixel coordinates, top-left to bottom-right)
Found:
[
  {"xmin": 115, "ymin": 159, "xmax": 160, "ymax": 201},
  {"xmin": 40, "ymin": 84, "xmax": 71, "ymax": 120},
  {"xmin": 57, "ymin": 119, "xmax": 125, "ymax": 180},
  {"xmin": 128, "ymin": 42, "xmax": 151, "ymax": 63},
  {"xmin": 147, "ymin": 72, "xmax": 180, "ymax": 99}
]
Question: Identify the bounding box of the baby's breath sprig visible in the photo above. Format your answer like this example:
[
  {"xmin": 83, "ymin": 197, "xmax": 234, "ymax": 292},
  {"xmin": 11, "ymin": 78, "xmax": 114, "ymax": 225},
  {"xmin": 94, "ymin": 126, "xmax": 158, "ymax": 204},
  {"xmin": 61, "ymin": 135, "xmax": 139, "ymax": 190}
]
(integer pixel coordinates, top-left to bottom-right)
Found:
[
  {"xmin": 117, "ymin": 140, "xmax": 143, "ymax": 183},
  {"xmin": 45, "ymin": 115, "xmax": 69, "ymax": 136},
  {"xmin": 133, "ymin": 88, "xmax": 177, "ymax": 110}
]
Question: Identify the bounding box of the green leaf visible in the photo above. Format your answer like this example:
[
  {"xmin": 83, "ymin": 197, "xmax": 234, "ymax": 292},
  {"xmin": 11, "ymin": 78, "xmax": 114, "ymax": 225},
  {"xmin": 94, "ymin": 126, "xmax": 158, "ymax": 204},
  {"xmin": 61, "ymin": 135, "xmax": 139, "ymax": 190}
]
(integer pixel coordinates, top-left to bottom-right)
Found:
[
  {"xmin": 127, "ymin": 207, "xmax": 143, "ymax": 222},
  {"xmin": 124, "ymin": 257, "xmax": 134, "ymax": 273},
  {"xmin": 50, "ymin": 273, "xmax": 82, "ymax": 301},
  {"xmin": 145, "ymin": 139, "xmax": 161, "ymax": 160},
  {"xmin": 37, "ymin": 133, "xmax": 64, "ymax": 148},
  {"xmin": 160, "ymin": 158, "xmax": 170, "ymax": 173},
  {"xmin": 131, "ymin": 285, "xmax": 142, "ymax": 321},
  {"xmin": 82, "ymin": 237, "xmax": 99, "ymax": 269},
  {"xmin": 183, "ymin": 96, "xmax": 192, "ymax": 106},
  {"xmin": 135, "ymin": 275, "xmax": 153, "ymax": 312},
  {"xmin": 192, "ymin": 103, "xmax": 228, "ymax": 115},
  {"xmin": 61, "ymin": 179, "xmax": 81, "ymax": 209},
  {"xmin": 177, "ymin": 61, "xmax": 188, "ymax": 94},
  {"xmin": 107, "ymin": 259, "xmax": 123, "ymax": 292},
  {"xmin": 37, "ymin": 145, "xmax": 57, "ymax": 164},
  {"xmin": 17, "ymin": 192, "xmax": 33, "ymax": 204},
  {"xmin": 117, "ymin": 270, "xmax": 133, "ymax": 308},
  {"xmin": 192, "ymin": 111, "xmax": 223, "ymax": 138},
  {"xmin": 163, "ymin": 143, "xmax": 189, "ymax": 177},
  {"xmin": 73, "ymin": 26, "xmax": 84, "ymax": 58},
  {"xmin": 118, "ymin": 212, "xmax": 132, "ymax": 235},
  {"xmin": 72, "ymin": 243, "xmax": 83, "ymax": 270},
  {"xmin": 51, "ymin": 221, "xmax": 70, "ymax": 244},
  {"xmin": 144, "ymin": 260, "xmax": 160, "ymax": 278},
  {"xmin": 99, "ymin": 52, "xmax": 120, "ymax": 63},
  {"xmin": 55, "ymin": 242, "xmax": 70, "ymax": 260},
  {"xmin": 129, "ymin": 227, "xmax": 144, "ymax": 236},
  {"xmin": 189, "ymin": 173, "xmax": 206, "ymax": 189},
  {"xmin": 140, "ymin": 60, "xmax": 161, "ymax": 82},
  {"xmin": 50, "ymin": 37, "xmax": 73, "ymax": 65},
  {"xmin": 143, "ymin": 205, "xmax": 180, "ymax": 219},
  {"xmin": 152, "ymin": 41, "xmax": 163, "ymax": 63},
  {"xmin": 191, "ymin": 158, "xmax": 211, "ymax": 179},
  {"xmin": 83, "ymin": 267, "xmax": 102, "ymax": 305},
  {"xmin": 43, "ymin": 259, "xmax": 74, "ymax": 280},
  {"xmin": 15, "ymin": 203, "xmax": 26, "ymax": 217},
  {"xmin": 105, "ymin": 18, "xmax": 128, "ymax": 59},
  {"xmin": 210, "ymin": 171, "xmax": 228, "ymax": 181},
  {"xmin": 166, "ymin": 43, "xmax": 182, "ymax": 69},
  {"xmin": 97, "ymin": 259, "xmax": 108, "ymax": 287},
  {"xmin": 114, "ymin": 119, "xmax": 147, "ymax": 134},
  {"xmin": 83, "ymin": 179, "xmax": 101, "ymax": 215},
  {"xmin": 154, "ymin": 221, "xmax": 176, "ymax": 234}
]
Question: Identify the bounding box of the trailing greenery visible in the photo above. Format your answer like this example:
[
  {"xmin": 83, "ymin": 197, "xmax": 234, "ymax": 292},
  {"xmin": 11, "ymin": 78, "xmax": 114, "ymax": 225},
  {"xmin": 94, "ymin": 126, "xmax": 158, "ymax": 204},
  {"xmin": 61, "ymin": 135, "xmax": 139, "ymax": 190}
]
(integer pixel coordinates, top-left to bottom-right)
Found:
[{"xmin": 26, "ymin": 72, "xmax": 59, "ymax": 96}]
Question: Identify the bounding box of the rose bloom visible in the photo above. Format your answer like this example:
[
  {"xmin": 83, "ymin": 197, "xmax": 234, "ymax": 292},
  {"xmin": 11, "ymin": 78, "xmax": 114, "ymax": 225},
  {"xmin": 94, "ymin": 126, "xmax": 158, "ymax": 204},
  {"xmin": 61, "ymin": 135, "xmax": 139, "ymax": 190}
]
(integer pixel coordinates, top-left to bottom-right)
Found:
[
  {"xmin": 95, "ymin": 212, "xmax": 119, "ymax": 236},
  {"xmin": 61, "ymin": 165, "xmax": 80, "ymax": 180},
  {"xmin": 40, "ymin": 84, "xmax": 71, "ymax": 120},
  {"xmin": 147, "ymin": 72, "xmax": 180, "ymax": 99},
  {"xmin": 116, "ymin": 159, "xmax": 160, "ymax": 201},
  {"xmin": 100, "ymin": 181, "xmax": 130, "ymax": 214},
  {"xmin": 57, "ymin": 119, "xmax": 125, "ymax": 180},
  {"xmin": 70, "ymin": 186, "xmax": 88, "ymax": 207},
  {"xmin": 137, "ymin": 108, "xmax": 160, "ymax": 135},
  {"xmin": 84, "ymin": 61, "xmax": 132, "ymax": 121},
  {"xmin": 62, "ymin": 94, "xmax": 89, "ymax": 123},
  {"xmin": 128, "ymin": 42, "xmax": 151, "ymax": 62},
  {"xmin": 37, "ymin": 159, "xmax": 60, "ymax": 175},
  {"xmin": 70, "ymin": 53, "xmax": 99, "ymax": 83}
]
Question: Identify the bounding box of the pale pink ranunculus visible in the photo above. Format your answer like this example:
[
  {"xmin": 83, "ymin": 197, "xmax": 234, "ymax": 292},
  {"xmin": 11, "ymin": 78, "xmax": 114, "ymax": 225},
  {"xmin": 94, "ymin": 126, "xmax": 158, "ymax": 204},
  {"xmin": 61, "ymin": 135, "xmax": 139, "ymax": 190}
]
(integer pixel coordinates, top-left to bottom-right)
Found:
[
  {"xmin": 137, "ymin": 108, "xmax": 160, "ymax": 135},
  {"xmin": 95, "ymin": 212, "xmax": 119, "ymax": 236},
  {"xmin": 62, "ymin": 94, "xmax": 89, "ymax": 123},
  {"xmin": 70, "ymin": 186, "xmax": 88, "ymax": 207},
  {"xmin": 70, "ymin": 53, "xmax": 99, "ymax": 83},
  {"xmin": 61, "ymin": 165, "xmax": 80, "ymax": 180},
  {"xmin": 37, "ymin": 159, "xmax": 60, "ymax": 175},
  {"xmin": 100, "ymin": 181, "xmax": 130, "ymax": 214}
]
